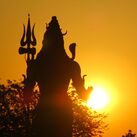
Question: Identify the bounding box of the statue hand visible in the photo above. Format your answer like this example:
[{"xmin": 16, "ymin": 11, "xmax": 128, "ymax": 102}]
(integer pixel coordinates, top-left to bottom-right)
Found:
[{"xmin": 82, "ymin": 86, "xmax": 93, "ymax": 101}]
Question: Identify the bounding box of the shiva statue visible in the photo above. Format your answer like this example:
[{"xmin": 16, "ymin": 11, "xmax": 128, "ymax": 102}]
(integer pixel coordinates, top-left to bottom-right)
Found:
[{"xmin": 19, "ymin": 15, "xmax": 91, "ymax": 137}]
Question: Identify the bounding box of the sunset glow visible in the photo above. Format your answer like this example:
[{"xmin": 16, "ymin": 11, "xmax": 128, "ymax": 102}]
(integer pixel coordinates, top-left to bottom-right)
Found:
[
  {"xmin": 87, "ymin": 86, "xmax": 109, "ymax": 111},
  {"xmin": 1, "ymin": 0, "xmax": 137, "ymax": 136}
]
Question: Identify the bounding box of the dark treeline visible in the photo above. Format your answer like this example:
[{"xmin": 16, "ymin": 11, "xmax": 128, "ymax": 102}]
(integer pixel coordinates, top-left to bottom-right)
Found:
[{"xmin": 0, "ymin": 79, "xmax": 107, "ymax": 137}]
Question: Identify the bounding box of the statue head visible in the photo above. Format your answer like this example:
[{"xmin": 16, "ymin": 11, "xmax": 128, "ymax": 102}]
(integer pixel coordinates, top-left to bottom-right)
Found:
[{"xmin": 40, "ymin": 16, "xmax": 67, "ymax": 55}]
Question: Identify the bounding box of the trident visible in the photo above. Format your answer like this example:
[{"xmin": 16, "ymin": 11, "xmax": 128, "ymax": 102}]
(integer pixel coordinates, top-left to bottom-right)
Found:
[
  {"xmin": 18, "ymin": 14, "xmax": 37, "ymax": 106},
  {"xmin": 19, "ymin": 14, "xmax": 37, "ymax": 65}
]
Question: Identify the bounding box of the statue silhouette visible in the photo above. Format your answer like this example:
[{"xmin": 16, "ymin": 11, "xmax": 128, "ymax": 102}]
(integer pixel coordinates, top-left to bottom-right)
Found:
[{"xmin": 20, "ymin": 16, "xmax": 90, "ymax": 137}]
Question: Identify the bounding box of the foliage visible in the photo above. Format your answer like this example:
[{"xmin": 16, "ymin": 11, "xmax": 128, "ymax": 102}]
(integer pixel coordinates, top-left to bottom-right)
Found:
[
  {"xmin": 0, "ymin": 79, "xmax": 39, "ymax": 137},
  {"xmin": 68, "ymin": 88, "xmax": 107, "ymax": 137},
  {"xmin": 0, "ymin": 80, "xmax": 107, "ymax": 137},
  {"xmin": 122, "ymin": 130, "xmax": 136, "ymax": 137}
]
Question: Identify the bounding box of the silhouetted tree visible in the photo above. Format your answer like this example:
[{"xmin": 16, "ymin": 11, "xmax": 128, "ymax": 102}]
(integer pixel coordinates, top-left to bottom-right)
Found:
[
  {"xmin": 0, "ymin": 79, "xmax": 107, "ymax": 137},
  {"xmin": 68, "ymin": 85, "xmax": 107, "ymax": 137},
  {"xmin": 0, "ymin": 79, "xmax": 39, "ymax": 137},
  {"xmin": 122, "ymin": 130, "xmax": 136, "ymax": 137}
]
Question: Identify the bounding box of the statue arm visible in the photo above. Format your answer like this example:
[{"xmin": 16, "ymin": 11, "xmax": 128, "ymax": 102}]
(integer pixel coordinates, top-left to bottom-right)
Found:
[
  {"xmin": 71, "ymin": 61, "xmax": 92, "ymax": 100},
  {"xmin": 26, "ymin": 60, "xmax": 37, "ymax": 87},
  {"xmin": 23, "ymin": 60, "xmax": 37, "ymax": 104}
]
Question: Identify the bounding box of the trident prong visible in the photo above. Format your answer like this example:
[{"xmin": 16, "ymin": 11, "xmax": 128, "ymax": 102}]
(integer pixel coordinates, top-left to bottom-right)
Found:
[
  {"xmin": 31, "ymin": 24, "xmax": 36, "ymax": 46},
  {"xmin": 20, "ymin": 24, "xmax": 26, "ymax": 46},
  {"xmin": 19, "ymin": 14, "xmax": 37, "ymax": 64}
]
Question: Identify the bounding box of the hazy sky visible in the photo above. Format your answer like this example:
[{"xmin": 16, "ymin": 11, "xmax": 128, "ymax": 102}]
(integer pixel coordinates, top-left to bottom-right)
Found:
[{"xmin": 0, "ymin": 0, "xmax": 137, "ymax": 136}]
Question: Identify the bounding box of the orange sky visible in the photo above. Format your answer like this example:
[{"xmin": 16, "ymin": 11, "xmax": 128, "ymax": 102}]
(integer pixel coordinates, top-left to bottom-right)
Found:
[{"xmin": 0, "ymin": 0, "xmax": 137, "ymax": 136}]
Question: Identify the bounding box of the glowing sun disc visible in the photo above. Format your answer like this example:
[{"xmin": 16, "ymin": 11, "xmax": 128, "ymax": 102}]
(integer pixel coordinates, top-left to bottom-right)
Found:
[{"xmin": 87, "ymin": 86, "xmax": 109, "ymax": 110}]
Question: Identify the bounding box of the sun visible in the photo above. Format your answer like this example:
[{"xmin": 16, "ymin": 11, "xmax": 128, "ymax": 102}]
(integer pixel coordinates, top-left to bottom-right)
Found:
[{"xmin": 87, "ymin": 86, "xmax": 109, "ymax": 111}]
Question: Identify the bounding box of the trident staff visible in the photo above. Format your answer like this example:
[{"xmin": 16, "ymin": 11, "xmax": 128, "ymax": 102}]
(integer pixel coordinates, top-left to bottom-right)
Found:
[{"xmin": 18, "ymin": 14, "xmax": 37, "ymax": 104}]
